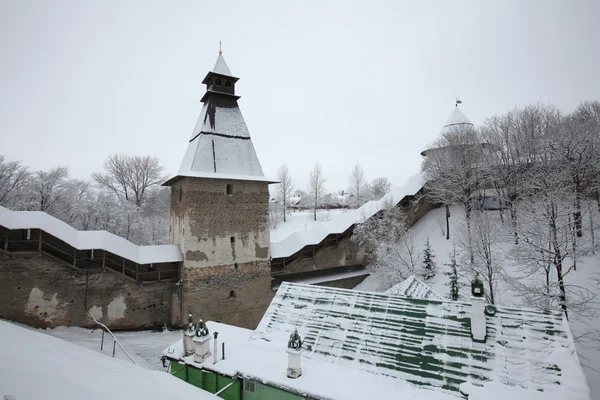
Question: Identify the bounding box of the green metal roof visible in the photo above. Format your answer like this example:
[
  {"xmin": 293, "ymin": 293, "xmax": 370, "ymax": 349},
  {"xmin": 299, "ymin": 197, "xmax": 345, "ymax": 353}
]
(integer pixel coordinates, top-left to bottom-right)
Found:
[{"xmin": 252, "ymin": 282, "xmax": 584, "ymax": 396}]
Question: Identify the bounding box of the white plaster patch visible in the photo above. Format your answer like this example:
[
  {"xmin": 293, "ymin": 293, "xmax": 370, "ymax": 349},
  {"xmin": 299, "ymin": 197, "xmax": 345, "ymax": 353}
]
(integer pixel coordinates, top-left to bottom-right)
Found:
[
  {"xmin": 107, "ymin": 296, "xmax": 126, "ymax": 322},
  {"xmin": 89, "ymin": 305, "xmax": 103, "ymax": 320},
  {"xmin": 25, "ymin": 287, "xmax": 63, "ymax": 322}
]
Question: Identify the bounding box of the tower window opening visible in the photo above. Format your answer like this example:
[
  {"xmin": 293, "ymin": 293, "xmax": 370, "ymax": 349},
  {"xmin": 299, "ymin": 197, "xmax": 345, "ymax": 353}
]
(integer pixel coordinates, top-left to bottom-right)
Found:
[
  {"xmin": 225, "ymin": 80, "xmax": 232, "ymax": 88},
  {"xmin": 179, "ymin": 186, "xmax": 182, "ymax": 202},
  {"xmin": 226, "ymin": 184, "xmax": 234, "ymax": 195},
  {"xmin": 215, "ymin": 78, "xmax": 222, "ymax": 86},
  {"xmin": 230, "ymin": 236, "xmax": 235, "ymax": 244},
  {"xmin": 228, "ymin": 290, "xmax": 236, "ymax": 298}
]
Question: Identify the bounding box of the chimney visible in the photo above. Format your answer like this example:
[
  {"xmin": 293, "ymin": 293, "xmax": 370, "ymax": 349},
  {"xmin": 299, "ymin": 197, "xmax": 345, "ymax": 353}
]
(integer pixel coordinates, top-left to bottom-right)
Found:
[
  {"xmin": 192, "ymin": 319, "xmax": 212, "ymax": 363},
  {"xmin": 213, "ymin": 331, "xmax": 219, "ymax": 364},
  {"xmin": 287, "ymin": 329, "xmax": 303, "ymax": 379},
  {"xmin": 470, "ymin": 275, "xmax": 486, "ymax": 342},
  {"xmin": 183, "ymin": 313, "xmax": 195, "ymax": 356}
]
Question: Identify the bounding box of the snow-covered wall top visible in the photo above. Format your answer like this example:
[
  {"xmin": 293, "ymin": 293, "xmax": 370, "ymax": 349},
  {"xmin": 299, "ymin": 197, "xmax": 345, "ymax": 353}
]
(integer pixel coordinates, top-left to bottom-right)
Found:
[
  {"xmin": 0, "ymin": 206, "xmax": 182, "ymax": 265},
  {"xmin": 270, "ymin": 173, "xmax": 426, "ymax": 258}
]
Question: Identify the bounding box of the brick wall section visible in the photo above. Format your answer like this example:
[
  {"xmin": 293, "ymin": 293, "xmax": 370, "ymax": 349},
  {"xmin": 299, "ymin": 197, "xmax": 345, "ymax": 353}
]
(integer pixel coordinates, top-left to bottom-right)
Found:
[
  {"xmin": 281, "ymin": 236, "xmax": 365, "ymax": 275},
  {"xmin": 180, "ymin": 260, "xmax": 273, "ymax": 329},
  {"xmin": 0, "ymin": 252, "xmax": 173, "ymax": 329}
]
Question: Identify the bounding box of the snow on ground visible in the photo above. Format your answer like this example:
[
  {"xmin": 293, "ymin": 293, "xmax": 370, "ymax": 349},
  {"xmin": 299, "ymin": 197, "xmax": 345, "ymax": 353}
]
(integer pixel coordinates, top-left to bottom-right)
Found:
[
  {"xmin": 355, "ymin": 205, "xmax": 600, "ymax": 399},
  {"xmin": 43, "ymin": 325, "xmax": 182, "ymax": 371},
  {"xmin": 270, "ymin": 209, "xmax": 348, "ymax": 242},
  {"xmin": 0, "ymin": 320, "xmax": 218, "ymax": 400}
]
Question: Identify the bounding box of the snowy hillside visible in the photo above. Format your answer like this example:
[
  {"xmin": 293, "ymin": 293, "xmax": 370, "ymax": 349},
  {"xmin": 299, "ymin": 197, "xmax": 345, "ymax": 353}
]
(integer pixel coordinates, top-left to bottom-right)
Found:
[
  {"xmin": 355, "ymin": 205, "xmax": 600, "ymax": 398},
  {"xmin": 0, "ymin": 320, "xmax": 218, "ymax": 400}
]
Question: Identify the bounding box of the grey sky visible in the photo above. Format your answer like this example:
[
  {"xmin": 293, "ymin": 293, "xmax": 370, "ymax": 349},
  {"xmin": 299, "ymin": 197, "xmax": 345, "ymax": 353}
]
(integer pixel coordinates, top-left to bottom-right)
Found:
[{"xmin": 1, "ymin": 1, "xmax": 599, "ymax": 191}]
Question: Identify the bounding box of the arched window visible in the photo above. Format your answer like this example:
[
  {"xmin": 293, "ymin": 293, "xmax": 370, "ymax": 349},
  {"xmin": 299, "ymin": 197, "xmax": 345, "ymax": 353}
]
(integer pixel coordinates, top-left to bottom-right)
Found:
[
  {"xmin": 215, "ymin": 78, "xmax": 222, "ymax": 86},
  {"xmin": 228, "ymin": 290, "xmax": 236, "ymax": 298},
  {"xmin": 225, "ymin": 80, "xmax": 232, "ymax": 88}
]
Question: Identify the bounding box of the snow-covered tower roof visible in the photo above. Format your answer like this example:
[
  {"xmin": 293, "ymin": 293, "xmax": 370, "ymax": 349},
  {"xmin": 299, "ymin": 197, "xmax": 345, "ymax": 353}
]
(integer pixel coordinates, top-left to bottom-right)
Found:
[
  {"xmin": 420, "ymin": 101, "xmax": 477, "ymax": 157},
  {"xmin": 441, "ymin": 105, "xmax": 474, "ymax": 134},
  {"xmin": 164, "ymin": 52, "xmax": 274, "ymax": 185}
]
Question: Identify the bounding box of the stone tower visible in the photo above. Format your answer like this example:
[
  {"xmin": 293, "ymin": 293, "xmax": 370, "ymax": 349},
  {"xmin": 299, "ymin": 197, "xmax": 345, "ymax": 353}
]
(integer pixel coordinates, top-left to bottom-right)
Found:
[{"xmin": 164, "ymin": 52, "xmax": 275, "ymax": 329}]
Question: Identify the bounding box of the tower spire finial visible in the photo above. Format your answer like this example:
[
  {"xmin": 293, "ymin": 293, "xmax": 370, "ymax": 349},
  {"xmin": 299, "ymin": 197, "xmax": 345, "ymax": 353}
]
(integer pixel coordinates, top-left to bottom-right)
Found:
[
  {"xmin": 455, "ymin": 96, "xmax": 462, "ymax": 107},
  {"xmin": 219, "ymin": 40, "xmax": 222, "ymax": 55}
]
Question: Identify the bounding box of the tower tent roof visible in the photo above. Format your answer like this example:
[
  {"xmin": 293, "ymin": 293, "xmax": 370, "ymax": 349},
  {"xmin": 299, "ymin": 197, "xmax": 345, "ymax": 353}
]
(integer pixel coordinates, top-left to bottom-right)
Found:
[
  {"xmin": 164, "ymin": 53, "xmax": 275, "ymax": 185},
  {"xmin": 212, "ymin": 54, "xmax": 233, "ymax": 76},
  {"xmin": 442, "ymin": 106, "xmax": 474, "ymax": 133}
]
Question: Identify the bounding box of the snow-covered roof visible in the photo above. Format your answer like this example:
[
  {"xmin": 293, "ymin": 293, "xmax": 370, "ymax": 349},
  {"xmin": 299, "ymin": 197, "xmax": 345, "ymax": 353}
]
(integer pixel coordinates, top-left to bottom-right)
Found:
[
  {"xmin": 164, "ymin": 283, "xmax": 589, "ymax": 399},
  {"xmin": 0, "ymin": 320, "xmax": 219, "ymax": 400},
  {"xmin": 177, "ymin": 107, "xmax": 265, "ymax": 178},
  {"xmin": 167, "ymin": 55, "xmax": 272, "ymax": 185},
  {"xmin": 270, "ymin": 173, "xmax": 426, "ymax": 258},
  {"xmin": 212, "ymin": 53, "xmax": 233, "ymax": 76},
  {"xmin": 0, "ymin": 205, "xmax": 182, "ymax": 264},
  {"xmin": 385, "ymin": 275, "xmax": 444, "ymax": 300},
  {"xmin": 442, "ymin": 106, "xmax": 474, "ymax": 133}
]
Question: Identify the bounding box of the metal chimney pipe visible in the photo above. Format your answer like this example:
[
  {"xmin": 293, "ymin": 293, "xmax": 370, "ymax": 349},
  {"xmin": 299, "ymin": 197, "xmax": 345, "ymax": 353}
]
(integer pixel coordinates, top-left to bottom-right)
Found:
[{"xmin": 213, "ymin": 332, "xmax": 219, "ymax": 364}]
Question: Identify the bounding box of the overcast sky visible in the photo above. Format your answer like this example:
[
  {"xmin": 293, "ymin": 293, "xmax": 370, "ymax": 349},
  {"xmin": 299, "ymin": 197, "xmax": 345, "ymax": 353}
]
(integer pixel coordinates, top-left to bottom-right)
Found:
[{"xmin": 1, "ymin": 1, "xmax": 599, "ymax": 191}]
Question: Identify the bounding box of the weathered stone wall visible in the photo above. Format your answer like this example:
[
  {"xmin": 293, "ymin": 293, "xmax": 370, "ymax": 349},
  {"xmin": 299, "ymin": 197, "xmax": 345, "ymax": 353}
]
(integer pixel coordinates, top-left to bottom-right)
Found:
[
  {"xmin": 180, "ymin": 260, "xmax": 273, "ymax": 329},
  {"xmin": 170, "ymin": 177, "xmax": 271, "ymax": 268},
  {"xmin": 169, "ymin": 177, "xmax": 273, "ymax": 329},
  {"xmin": 0, "ymin": 252, "xmax": 174, "ymax": 329},
  {"xmin": 280, "ymin": 236, "xmax": 365, "ymax": 275}
]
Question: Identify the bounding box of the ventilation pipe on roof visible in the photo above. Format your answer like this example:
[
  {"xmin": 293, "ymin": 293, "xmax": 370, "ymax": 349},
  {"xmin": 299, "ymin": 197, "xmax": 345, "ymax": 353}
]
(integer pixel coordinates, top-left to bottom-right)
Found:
[
  {"xmin": 213, "ymin": 331, "xmax": 218, "ymax": 364},
  {"xmin": 471, "ymin": 275, "xmax": 486, "ymax": 342},
  {"xmin": 287, "ymin": 329, "xmax": 303, "ymax": 379}
]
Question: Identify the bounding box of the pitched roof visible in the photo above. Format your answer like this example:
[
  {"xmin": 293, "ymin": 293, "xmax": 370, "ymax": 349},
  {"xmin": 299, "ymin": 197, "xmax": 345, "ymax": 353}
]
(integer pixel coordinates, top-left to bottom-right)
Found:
[
  {"xmin": 0, "ymin": 320, "xmax": 219, "ymax": 400},
  {"xmin": 385, "ymin": 275, "xmax": 444, "ymax": 300},
  {"xmin": 252, "ymin": 283, "xmax": 589, "ymax": 399},
  {"xmin": 212, "ymin": 54, "xmax": 233, "ymax": 76}
]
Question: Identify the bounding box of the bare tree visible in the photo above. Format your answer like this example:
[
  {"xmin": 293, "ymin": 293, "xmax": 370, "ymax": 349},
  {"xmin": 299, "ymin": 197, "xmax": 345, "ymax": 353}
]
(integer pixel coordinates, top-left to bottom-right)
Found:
[
  {"xmin": 275, "ymin": 164, "xmax": 294, "ymax": 222},
  {"xmin": 421, "ymin": 124, "xmax": 485, "ymax": 256},
  {"xmin": 93, "ymin": 154, "xmax": 165, "ymax": 207},
  {"xmin": 348, "ymin": 164, "xmax": 367, "ymax": 208},
  {"xmin": 29, "ymin": 166, "xmax": 70, "ymax": 214},
  {"xmin": 0, "ymin": 155, "xmax": 29, "ymax": 207},
  {"xmin": 353, "ymin": 206, "xmax": 416, "ymax": 285},
  {"xmin": 371, "ymin": 177, "xmax": 391, "ymax": 200},
  {"xmin": 307, "ymin": 162, "xmax": 326, "ymax": 221},
  {"xmin": 465, "ymin": 211, "xmax": 503, "ymax": 304}
]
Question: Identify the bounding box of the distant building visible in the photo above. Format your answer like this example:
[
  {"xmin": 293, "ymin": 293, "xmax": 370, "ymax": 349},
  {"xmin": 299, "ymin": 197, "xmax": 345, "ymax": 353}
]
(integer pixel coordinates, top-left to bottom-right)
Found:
[{"xmin": 163, "ymin": 281, "xmax": 590, "ymax": 400}]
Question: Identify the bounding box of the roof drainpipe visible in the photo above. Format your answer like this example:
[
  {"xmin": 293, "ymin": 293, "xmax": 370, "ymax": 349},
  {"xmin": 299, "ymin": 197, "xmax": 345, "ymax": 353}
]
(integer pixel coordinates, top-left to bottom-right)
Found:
[{"xmin": 470, "ymin": 275, "xmax": 486, "ymax": 342}]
